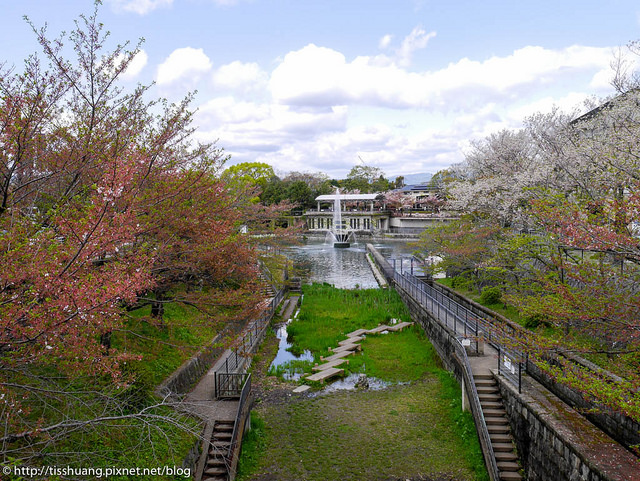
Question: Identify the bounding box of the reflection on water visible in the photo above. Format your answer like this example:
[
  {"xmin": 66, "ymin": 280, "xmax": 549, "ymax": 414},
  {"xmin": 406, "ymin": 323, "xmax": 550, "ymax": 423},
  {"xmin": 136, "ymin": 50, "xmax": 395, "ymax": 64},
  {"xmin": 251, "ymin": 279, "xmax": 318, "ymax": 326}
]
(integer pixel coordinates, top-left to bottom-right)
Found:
[
  {"xmin": 313, "ymin": 373, "xmax": 390, "ymax": 395},
  {"xmin": 269, "ymin": 319, "xmax": 314, "ymax": 381},
  {"xmin": 287, "ymin": 238, "xmax": 417, "ymax": 289}
]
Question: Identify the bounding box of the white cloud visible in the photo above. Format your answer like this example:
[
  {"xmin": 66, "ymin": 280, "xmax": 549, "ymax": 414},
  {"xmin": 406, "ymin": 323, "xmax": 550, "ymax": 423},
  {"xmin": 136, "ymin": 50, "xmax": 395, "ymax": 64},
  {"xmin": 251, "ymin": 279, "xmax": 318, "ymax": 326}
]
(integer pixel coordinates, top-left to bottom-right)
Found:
[
  {"xmin": 270, "ymin": 43, "xmax": 613, "ymax": 112},
  {"xmin": 118, "ymin": 50, "xmax": 148, "ymax": 80},
  {"xmin": 189, "ymin": 33, "xmax": 619, "ymax": 178},
  {"xmin": 213, "ymin": 61, "xmax": 268, "ymax": 92},
  {"xmin": 156, "ymin": 47, "xmax": 213, "ymax": 86},
  {"xmin": 396, "ymin": 27, "xmax": 436, "ymax": 67},
  {"xmin": 379, "ymin": 34, "xmax": 393, "ymax": 50},
  {"xmin": 109, "ymin": 0, "xmax": 173, "ymax": 15}
]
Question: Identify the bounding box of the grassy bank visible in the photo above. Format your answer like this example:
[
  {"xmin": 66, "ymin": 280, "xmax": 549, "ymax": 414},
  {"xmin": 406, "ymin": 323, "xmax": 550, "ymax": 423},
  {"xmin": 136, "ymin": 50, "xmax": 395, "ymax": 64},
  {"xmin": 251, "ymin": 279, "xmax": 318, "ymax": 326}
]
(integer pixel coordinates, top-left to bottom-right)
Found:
[
  {"xmin": 238, "ymin": 284, "xmax": 488, "ymax": 481},
  {"xmin": 435, "ymin": 277, "xmax": 640, "ymax": 379},
  {"xmin": 3, "ymin": 297, "xmax": 228, "ymax": 481}
]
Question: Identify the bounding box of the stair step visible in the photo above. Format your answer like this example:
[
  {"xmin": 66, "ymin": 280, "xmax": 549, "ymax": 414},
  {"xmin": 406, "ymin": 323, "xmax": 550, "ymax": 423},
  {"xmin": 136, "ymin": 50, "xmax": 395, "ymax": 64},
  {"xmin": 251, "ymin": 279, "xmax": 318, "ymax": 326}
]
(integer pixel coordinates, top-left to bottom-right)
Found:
[
  {"xmin": 478, "ymin": 392, "xmax": 501, "ymax": 401},
  {"xmin": 490, "ymin": 433, "xmax": 514, "ymax": 443},
  {"xmin": 473, "ymin": 373, "xmax": 493, "ymax": 380},
  {"xmin": 498, "ymin": 461, "xmax": 521, "ymax": 472},
  {"xmin": 474, "ymin": 379, "xmax": 498, "ymax": 389},
  {"xmin": 499, "ymin": 471, "xmax": 523, "ymax": 481},
  {"xmin": 477, "ymin": 386, "xmax": 499, "ymax": 394},
  {"xmin": 492, "ymin": 442, "xmax": 516, "ymax": 452},
  {"xmin": 215, "ymin": 421, "xmax": 235, "ymax": 427},
  {"xmin": 481, "ymin": 401, "xmax": 503, "ymax": 409},
  {"xmin": 483, "ymin": 408, "xmax": 507, "ymax": 417},
  {"xmin": 485, "ymin": 416, "xmax": 509, "ymax": 425},
  {"xmin": 215, "ymin": 426, "xmax": 233, "ymax": 433},
  {"xmin": 210, "ymin": 442, "xmax": 230, "ymax": 450},
  {"xmin": 203, "ymin": 477, "xmax": 226, "ymax": 481},
  {"xmin": 488, "ymin": 424, "xmax": 510, "ymax": 434},
  {"xmin": 207, "ymin": 457, "xmax": 226, "ymax": 466},
  {"xmin": 495, "ymin": 451, "xmax": 518, "ymax": 462},
  {"xmin": 204, "ymin": 467, "xmax": 227, "ymax": 476}
]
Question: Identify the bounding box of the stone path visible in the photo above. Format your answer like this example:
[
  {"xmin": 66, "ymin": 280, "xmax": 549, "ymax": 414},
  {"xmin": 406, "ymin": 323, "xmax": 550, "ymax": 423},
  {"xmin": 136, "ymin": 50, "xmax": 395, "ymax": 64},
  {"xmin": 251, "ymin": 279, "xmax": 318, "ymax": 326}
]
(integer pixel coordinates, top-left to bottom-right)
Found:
[{"xmin": 302, "ymin": 320, "xmax": 414, "ymax": 385}]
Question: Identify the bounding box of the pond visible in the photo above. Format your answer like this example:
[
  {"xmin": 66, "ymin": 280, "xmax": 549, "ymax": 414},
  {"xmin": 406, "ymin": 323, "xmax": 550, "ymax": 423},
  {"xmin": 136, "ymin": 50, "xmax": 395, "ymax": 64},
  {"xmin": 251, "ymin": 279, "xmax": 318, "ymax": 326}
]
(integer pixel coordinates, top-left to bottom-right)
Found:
[
  {"xmin": 268, "ymin": 237, "xmax": 420, "ymax": 386},
  {"xmin": 286, "ymin": 238, "xmax": 418, "ymax": 289}
]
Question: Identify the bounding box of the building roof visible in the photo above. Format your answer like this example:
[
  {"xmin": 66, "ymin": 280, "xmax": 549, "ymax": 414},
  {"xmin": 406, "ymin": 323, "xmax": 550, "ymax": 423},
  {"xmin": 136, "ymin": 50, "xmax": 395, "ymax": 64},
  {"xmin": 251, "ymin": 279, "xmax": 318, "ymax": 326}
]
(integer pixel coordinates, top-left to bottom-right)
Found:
[
  {"xmin": 315, "ymin": 193, "xmax": 380, "ymax": 201},
  {"xmin": 399, "ymin": 183, "xmax": 438, "ymax": 193}
]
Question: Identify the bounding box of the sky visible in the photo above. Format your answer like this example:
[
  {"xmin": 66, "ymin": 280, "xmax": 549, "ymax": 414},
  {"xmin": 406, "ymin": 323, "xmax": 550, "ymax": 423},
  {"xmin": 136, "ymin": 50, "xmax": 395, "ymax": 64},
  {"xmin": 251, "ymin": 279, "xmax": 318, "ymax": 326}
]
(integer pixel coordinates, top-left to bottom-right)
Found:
[{"xmin": 2, "ymin": 1, "xmax": 640, "ymax": 179}]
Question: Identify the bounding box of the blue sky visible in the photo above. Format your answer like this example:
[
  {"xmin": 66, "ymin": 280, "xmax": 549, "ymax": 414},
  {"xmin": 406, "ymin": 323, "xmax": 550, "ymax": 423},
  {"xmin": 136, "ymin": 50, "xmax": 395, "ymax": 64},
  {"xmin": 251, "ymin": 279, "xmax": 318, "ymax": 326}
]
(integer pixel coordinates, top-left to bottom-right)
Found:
[{"xmin": 2, "ymin": 1, "xmax": 640, "ymax": 179}]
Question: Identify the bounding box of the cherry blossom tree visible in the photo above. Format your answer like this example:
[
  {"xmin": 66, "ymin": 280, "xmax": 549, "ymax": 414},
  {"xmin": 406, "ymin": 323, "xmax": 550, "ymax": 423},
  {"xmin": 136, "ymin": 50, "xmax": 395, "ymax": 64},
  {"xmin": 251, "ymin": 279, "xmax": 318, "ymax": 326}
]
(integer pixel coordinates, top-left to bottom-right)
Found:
[{"xmin": 0, "ymin": 4, "xmax": 275, "ymax": 463}]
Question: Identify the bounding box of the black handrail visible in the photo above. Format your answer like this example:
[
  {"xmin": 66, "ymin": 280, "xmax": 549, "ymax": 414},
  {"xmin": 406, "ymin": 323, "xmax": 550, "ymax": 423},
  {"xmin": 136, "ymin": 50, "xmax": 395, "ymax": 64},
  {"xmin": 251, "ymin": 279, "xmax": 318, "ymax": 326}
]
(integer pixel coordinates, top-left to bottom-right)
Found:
[
  {"xmin": 454, "ymin": 338, "xmax": 501, "ymax": 481},
  {"xmin": 216, "ymin": 287, "xmax": 285, "ymax": 379},
  {"xmin": 228, "ymin": 373, "xmax": 251, "ymax": 456}
]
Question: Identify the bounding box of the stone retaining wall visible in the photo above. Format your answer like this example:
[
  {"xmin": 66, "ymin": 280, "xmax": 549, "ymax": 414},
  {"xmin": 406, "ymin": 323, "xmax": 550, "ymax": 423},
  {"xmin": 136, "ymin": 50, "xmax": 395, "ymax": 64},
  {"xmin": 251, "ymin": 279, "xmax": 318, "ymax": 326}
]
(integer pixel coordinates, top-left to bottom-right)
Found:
[
  {"xmin": 430, "ymin": 281, "xmax": 640, "ymax": 452},
  {"xmin": 496, "ymin": 372, "xmax": 639, "ymax": 481}
]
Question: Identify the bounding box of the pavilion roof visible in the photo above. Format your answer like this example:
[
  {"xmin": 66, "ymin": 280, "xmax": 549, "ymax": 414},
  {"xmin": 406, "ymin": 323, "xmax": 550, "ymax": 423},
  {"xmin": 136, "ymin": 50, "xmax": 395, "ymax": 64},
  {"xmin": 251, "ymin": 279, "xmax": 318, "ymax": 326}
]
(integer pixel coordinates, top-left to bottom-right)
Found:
[{"xmin": 315, "ymin": 194, "xmax": 380, "ymax": 201}]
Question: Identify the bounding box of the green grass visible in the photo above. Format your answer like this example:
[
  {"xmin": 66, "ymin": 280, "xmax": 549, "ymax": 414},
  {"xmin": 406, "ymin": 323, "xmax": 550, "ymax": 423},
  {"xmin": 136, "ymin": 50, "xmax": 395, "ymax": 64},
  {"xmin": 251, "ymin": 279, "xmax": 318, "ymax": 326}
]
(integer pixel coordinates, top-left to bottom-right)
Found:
[
  {"xmin": 113, "ymin": 299, "xmax": 222, "ymax": 386},
  {"xmin": 236, "ymin": 412, "xmax": 267, "ymax": 479},
  {"xmin": 240, "ymin": 381, "xmax": 487, "ymax": 481},
  {"xmin": 286, "ymin": 283, "xmax": 411, "ymax": 358},
  {"xmin": 437, "ymin": 277, "xmax": 528, "ymax": 326},
  {"xmin": 237, "ymin": 283, "xmax": 489, "ymax": 481}
]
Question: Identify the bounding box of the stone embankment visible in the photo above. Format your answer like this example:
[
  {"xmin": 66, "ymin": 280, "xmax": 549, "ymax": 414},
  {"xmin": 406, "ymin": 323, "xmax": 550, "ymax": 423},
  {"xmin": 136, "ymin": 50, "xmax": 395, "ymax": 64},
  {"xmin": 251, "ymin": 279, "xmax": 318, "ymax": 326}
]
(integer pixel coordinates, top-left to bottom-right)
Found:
[{"xmin": 367, "ymin": 244, "xmax": 640, "ymax": 481}]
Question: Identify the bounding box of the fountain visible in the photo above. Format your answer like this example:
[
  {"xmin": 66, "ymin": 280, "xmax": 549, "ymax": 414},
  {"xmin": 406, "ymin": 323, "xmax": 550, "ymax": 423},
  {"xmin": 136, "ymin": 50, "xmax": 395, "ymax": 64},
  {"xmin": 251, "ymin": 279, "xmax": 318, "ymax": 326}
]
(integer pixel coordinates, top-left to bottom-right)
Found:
[{"xmin": 330, "ymin": 188, "xmax": 353, "ymax": 248}]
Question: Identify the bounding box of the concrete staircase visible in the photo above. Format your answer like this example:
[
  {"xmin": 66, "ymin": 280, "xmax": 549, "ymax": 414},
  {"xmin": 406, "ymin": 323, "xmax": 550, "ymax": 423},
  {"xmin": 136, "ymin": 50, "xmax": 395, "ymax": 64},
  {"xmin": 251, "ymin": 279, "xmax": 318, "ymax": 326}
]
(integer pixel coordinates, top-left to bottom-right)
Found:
[
  {"xmin": 201, "ymin": 420, "xmax": 234, "ymax": 481},
  {"xmin": 259, "ymin": 275, "xmax": 276, "ymax": 298},
  {"xmin": 474, "ymin": 373, "xmax": 523, "ymax": 481}
]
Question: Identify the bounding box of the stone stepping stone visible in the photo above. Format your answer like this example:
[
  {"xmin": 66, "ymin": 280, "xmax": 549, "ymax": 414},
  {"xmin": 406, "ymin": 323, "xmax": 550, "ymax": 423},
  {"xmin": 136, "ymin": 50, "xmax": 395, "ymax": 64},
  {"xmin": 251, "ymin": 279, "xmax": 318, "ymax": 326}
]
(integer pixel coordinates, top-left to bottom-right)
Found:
[
  {"xmin": 305, "ymin": 367, "xmax": 344, "ymax": 383},
  {"xmin": 339, "ymin": 336, "xmax": 364, "ymax": 345},
  {"xmin": 293, "ymin": 385, "xmax": 311, "ymax": 393},
  {"xmin": 312, "ymin": 359, "xmax": 348, "ymax": 371}
]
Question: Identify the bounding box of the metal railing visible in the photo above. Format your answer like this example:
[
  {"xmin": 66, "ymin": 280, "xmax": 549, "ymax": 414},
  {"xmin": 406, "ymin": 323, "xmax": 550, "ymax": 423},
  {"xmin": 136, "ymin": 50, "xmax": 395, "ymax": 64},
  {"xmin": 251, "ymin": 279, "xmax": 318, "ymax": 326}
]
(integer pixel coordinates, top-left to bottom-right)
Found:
[
  {"xmin": 227, "ymin": 373, "xmax": 253, "ymax": 479},
  {"xmin": 390, "ymin": 265, "xmax": 527, "ymax": 391},
  {"xmin": 215, "ymin": 287, "xmax": 284, "ymax": 393},
  {"xmin": 454, "ymin": 337, "xmax": 501, "ymax": 481},
  {"xmin": 394, "ymin": 271, "xmax": 482, "ymax": 354},
  {"xmin": 498, "ymin": 346, "xmax": 524, "ymax": 394},
  {"xmin": 215, "ymin": 372, "xmax": 250, "ymax": 399}
]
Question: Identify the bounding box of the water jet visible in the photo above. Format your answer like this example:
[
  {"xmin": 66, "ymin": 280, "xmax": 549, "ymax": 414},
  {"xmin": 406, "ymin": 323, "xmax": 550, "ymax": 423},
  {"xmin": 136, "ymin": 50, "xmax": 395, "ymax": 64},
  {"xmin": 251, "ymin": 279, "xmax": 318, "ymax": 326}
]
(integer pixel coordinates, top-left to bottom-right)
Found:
[{"xmin": 329, "ymin": 188, "xmax": 354, "ymax": 248}]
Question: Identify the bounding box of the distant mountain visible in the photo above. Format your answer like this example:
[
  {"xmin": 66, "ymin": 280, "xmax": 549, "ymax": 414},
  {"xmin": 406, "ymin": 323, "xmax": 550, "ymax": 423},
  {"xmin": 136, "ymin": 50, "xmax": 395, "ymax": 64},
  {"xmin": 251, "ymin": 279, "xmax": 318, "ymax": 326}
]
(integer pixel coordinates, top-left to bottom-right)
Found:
[{"xmin": 391, "ymin": 173, "xmax": 433, "ymax": 185}]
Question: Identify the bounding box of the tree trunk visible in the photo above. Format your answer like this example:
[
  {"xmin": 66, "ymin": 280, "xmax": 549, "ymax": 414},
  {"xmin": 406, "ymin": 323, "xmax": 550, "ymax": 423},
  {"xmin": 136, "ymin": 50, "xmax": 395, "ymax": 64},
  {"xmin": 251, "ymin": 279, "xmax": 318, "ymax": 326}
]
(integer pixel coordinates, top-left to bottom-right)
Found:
[
  {"xmin": 151, "ymin": 291, "xmax": 165, "ymax": 323},
  {"xmin": 100, "ymin": 331, "xmax": 112, "ymax": 354}
]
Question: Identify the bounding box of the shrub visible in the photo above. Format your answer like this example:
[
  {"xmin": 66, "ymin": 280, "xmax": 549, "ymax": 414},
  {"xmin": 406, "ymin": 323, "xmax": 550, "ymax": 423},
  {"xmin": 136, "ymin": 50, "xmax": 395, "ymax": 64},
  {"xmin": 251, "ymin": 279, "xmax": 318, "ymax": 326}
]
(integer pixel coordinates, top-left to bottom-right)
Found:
[
  {"xmin": 479, "ymin": 286, "xmax": 502, "ymax": 305},
  {"xmin": 523, "ymin": 314, "xmax": 550, "ymax": 329}
]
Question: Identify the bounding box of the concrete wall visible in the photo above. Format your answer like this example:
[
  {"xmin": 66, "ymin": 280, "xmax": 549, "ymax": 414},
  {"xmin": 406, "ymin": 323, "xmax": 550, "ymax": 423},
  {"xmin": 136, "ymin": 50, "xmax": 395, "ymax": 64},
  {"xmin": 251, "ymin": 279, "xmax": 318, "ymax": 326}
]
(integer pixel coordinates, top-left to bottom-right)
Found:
[
  {"xmin": 155, "ymin": 334, "xmax": 228, "ymax": 397},
  {"xmin": 496, "ymin": 373, "xmax": 639, "ymax": 481}
]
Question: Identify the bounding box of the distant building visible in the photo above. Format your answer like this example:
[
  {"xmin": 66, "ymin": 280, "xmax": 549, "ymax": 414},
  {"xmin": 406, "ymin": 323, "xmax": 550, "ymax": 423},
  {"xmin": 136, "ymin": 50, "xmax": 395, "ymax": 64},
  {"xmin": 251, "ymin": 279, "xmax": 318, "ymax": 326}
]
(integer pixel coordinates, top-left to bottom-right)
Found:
[{"xmin": 304, "ymin": 191, "xmax": 454, "ymax": 237}]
